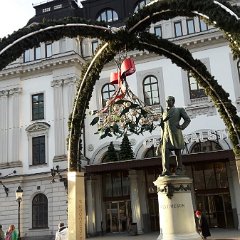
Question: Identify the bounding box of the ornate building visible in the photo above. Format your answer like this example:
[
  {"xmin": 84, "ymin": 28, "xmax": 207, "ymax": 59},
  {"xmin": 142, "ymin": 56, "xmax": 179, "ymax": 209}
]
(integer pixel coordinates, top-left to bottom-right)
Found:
[{"xmin": 0, "ymin": 0, "xmax": 240, "ymax": 239}]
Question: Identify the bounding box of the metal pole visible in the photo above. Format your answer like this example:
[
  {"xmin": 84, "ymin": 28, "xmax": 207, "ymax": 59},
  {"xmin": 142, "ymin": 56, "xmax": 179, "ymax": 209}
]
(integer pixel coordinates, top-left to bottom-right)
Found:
[{"xmin": 18, "ymin": 200, "xmax": 21, "ymax": 240}]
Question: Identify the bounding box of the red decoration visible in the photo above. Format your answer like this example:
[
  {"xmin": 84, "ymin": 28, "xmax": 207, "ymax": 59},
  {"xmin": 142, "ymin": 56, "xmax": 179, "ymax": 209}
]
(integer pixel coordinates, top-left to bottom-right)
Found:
[
  {"xmin": 121, "ymin": 58, "xmax": 136, "ymax": 76},
  {"xmin": 110, "ymin": 72, "xmax": 121, "ymax": 85}
]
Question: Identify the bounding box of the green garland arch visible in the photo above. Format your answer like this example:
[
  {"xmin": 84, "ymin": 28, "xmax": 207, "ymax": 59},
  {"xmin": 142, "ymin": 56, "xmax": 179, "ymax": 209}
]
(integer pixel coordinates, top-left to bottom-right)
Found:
[{"xmin": 1, "ymin": 0, "xmax": 240, "ymax": 171}]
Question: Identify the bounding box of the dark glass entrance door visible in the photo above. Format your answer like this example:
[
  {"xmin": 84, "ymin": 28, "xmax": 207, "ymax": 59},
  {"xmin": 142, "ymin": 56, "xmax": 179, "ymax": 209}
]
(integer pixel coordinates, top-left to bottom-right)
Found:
[
  {"xmin": 196, "ymin": 194, "xmax": 234, "ymax": 228},
  {"xmin": 105, "ymin": 201, "xmax": 131, "ymax": 233}
]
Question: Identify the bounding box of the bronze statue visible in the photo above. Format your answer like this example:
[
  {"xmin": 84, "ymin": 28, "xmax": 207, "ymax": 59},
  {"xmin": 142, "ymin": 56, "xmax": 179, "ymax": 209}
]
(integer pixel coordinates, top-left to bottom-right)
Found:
[{"xmin": 160, "ymin": 96, "xmax": 191, "ymax": 176}]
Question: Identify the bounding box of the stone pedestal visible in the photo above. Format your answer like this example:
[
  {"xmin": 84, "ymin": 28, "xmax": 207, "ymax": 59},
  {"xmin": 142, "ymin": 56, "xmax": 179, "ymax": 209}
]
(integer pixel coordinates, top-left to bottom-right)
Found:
[
  {"xmin": 154, "ymin": 176, "xmax": 201, "ymax": 240},
  {"xmin": 68, "ymin": 172, "xmax": 86, "ymax": 240}
]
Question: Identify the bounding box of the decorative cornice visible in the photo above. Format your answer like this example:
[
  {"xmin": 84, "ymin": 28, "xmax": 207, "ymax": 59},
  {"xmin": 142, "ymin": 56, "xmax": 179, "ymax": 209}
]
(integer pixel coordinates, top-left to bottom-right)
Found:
[{"xmin": 0, "ymin": 161, "xmax": 22, "ymax": 169}]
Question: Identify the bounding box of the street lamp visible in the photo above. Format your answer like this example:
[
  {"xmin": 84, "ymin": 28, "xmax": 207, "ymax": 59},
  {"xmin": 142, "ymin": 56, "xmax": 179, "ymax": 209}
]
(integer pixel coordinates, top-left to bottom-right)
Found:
[{"xmin": 16, "ymin": 186, "xmax": 23, "ymax": 240}]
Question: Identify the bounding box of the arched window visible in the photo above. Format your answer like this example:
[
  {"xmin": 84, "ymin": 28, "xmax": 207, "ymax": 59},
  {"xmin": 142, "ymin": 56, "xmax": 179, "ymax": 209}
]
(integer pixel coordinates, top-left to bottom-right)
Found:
[
  {"xmin": 143, "ymin": 75, "xmax": 160, "ymax": 106},
  {"xmin": 32, "ymin": 193, "xmax": 48, "ymax": 228},
  {"xmin": 101, "ymin": 83, "xmax": 115, "ymax": 107},
  {"xmin": 190, "ymin": 140, "xmax": 222, "ymax": 153},
  {"xmin": 134, "ymin": 0, "xmax": 150, "ymax": 13},
  {"xmin": 144, "ymin": 145, "xmax": 158, "ymax": 158},
  {"xmin": 97, "ymin": 9, "xmax": 118, "ymax": 22}
]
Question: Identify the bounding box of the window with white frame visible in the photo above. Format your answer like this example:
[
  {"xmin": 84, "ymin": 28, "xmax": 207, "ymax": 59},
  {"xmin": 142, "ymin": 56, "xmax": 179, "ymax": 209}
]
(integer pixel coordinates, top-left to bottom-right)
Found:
[
  {"xmin": 187, "ymin": 18, "xmax": 195, "ymax": 34},
  {"xmin": 154, "ymin": 26, "xmax": 162, "ymax": 38},
  {"xmin": 32, "ymin": 136, "xmax": 46, "ymax": 165},
  {"xmin": 174, "ymin": 21, "xmax": 183, "ymax": 37},
  {"xmin": 188, "ymin": 72, "xmax": 206, "ymax": 99},
  {"xmin": 34, "ymin": 46, "xmax": 41, "ymax": 60},
  {"xmin": 101, "ymin": 83, "xmax": 115, "ymax": 107},
  {"xmin": 26, "ymin": 122, "xmax": 50, "ymax": 167},
  {"xmin": 143, "ymin": 75, "xmax": 160, "ymax": 106},
  {"xmin": 24, "ymin": 49, "xmax": 33, "ymax": 62},
  {"xmin": 32, "ymin": 193, "xmax": 48, "ymax": 228},
  {"xmin": 32, "ymin": 93, "xmax": 44, "ymax": 120},
  {"xmin": 92, "ymin": 40, "xmax": 99, "ymax": 55},
  {"xmin": 45, "ymin": 42, "xmax": 52, "ymax": 58},
  {"xmin": 134, "ymin": 0, "xmax": 150, "ymax": 13},
  {"xmin": 97, "ymin": 9, "xmax": 118, "ymax": 22},
  {"xmin": 198, "ymin": 17, "xmax": 208, "ymax": 32}
]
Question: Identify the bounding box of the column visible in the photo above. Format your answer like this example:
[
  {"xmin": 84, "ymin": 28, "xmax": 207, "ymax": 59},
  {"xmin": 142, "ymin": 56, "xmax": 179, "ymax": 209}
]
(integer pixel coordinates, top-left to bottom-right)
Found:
[
  {"xmin": 68, "ymin": 171, "xmax": 86, "ymax": 240},
  {"xmin": 154, "ymin": 176, "xmax": 201, "ymax": 240},
  {"xmin": 129, "ymin": 170, "xmax": 143, "ymax": 234},
  {"xmin": 9, "ymin": 88, "xmax": 21, "ymax": 163},
  {"xmin": 51, "ymin": 79, "xmax": 65, "ymax": 156},
  {"xmin": 0, "ymin": 90, "xmax": 8, "ymax": 164},
  {"xmin": 86, "ymin": 177, "xmax": 96, "ymax": 236},
  {"xmin": 231, "ymin": 158, "xmax": 240, "ymax": 229}
]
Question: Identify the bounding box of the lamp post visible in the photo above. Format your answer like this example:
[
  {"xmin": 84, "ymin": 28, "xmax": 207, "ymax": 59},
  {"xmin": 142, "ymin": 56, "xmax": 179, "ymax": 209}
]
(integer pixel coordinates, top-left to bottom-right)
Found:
[{"xmin": 16, "ymin": 186, "xmax": 23, "ymax": 240}]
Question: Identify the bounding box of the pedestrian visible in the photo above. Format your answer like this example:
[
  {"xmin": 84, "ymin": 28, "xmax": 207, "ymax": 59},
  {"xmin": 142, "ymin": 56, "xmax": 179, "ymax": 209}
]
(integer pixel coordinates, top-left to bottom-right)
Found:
[
  {"xmin": 0, "ymin": 225, "xmax": 4, "ymax": 240},
  {"xmin": 5, "ymin": 225, "xmax": 18, "ymax": 240},
  {"xmin": 160, "ymin": 96, "xmax": 191, "ymax": 176},
  {"xmin": 195, "ymin": 210, "xmax": 211, "ymax": 239},
  {"xmin": 55, "ymin": 222, "xmax": 68, "ymax": 240}
]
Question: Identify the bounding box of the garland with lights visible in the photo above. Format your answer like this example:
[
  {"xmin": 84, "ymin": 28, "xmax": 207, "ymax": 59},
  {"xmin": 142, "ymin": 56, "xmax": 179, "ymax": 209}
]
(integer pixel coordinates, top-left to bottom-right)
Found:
[{"xmin": 1, "ymin": 0, "xmax": 240, "ymax": 170}]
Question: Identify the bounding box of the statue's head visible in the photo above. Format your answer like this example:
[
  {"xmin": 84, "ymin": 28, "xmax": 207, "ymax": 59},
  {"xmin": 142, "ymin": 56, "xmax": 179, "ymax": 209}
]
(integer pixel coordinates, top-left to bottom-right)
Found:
[{"xmin": 166, "ymin": 96, "xmax": 175, "ymax": 108}]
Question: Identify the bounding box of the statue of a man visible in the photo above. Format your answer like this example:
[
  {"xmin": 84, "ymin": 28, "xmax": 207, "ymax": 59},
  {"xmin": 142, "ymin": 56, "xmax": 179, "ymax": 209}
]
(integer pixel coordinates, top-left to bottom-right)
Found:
[{"xmin": 160, "ymin": 96, "xmax": 191, "ymax": 176}]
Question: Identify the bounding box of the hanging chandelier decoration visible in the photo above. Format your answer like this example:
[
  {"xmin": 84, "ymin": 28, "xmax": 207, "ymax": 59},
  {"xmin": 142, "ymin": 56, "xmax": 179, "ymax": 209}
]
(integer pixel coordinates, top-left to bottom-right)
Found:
[{"xmin": 90, "ymin": 55, "xmax": 162, "ymax": 139}]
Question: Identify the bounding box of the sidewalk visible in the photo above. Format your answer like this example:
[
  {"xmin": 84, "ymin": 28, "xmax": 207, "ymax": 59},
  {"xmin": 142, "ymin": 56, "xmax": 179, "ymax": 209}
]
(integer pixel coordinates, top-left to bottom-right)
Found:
[{"xmin": 88, "ymin": 229, "xmax": 240, "ymax": 240}]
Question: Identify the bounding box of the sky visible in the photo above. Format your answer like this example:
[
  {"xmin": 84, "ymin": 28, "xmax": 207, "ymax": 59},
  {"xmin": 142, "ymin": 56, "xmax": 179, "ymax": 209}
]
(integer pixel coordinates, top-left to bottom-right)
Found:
[{"xmin": 0, "ymin": 0, "xmax": 40, "ymax": 38}]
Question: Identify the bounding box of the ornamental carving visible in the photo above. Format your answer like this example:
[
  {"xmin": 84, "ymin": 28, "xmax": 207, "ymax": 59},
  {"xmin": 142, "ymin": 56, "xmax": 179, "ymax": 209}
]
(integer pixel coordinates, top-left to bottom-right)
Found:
[
  {"xmin": 157, "ymin": 183, "xmax": 191, "ymax": 199},
  {"xmin": 26, "ymin": 122, "xmax": 50, "ymax": 133}
]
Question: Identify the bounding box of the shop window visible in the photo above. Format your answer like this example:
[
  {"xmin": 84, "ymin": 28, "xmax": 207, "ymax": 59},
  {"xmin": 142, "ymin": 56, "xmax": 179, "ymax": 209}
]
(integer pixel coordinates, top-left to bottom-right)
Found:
[
  {"xmin": 97, "ymin": 9, "xmax": 118, "ymax": 22},
  {"xmin": 144, "ymin": 145, "xmax": 158, "ymax": 158},
  {"xmin": 32, "ymin": 93, "xmax": 44, "ymax": 120},
  {"xmin": 174, "ymin": 21, "xmax": 183, "ymax": 37},
  {"xmin": 101, "ymin": 83, "xmax": 115, "ymax": 107},
  {"xmin": 32, "ymin": 193, "xmax": 48, "ymax": 228},
  {"xmin": 143, "ymin": 75, "xmax": 160, "ymax": 106}
]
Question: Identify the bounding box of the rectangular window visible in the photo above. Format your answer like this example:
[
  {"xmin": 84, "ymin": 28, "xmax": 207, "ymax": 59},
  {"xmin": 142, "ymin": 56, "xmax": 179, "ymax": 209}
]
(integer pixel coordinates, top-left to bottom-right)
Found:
[
  {"xmin": 45, "ymin": 42, "xmax": 52, "ymax": 58},
  {"xmin": 188, "ymin": 72, "xmax": 206, "ymax": 99},
  {"xmin": 199, "ymin": 17, "xmax": 208, "ymax": 32},
  {"xmin": 154, "ymin": 26, "xmax": 162, "ymax": 38},
  {"xmin": 174, "ymin": 21, "xmax": 183, "ymax": 37},
  {"xmin": 32, "ymin": 93, "xmax": 44, "ymax": 120},
  {"xmin": 32, "ymin": 136, "xmax": 46, "ymax": 165},
  {"xmin": 34, "ymin": 46, "xmax": 41, "ymax": 60},
  {"xmin": 24, "ymin": 49, "xmax": 32, "ymax": 62},
  {"xmin": 92, "ymin": 41, "xmax": 98, "ymax": 55},
  {"xmin": 187, "ymin": 19, "xmax": 195, "ymax": 34}
]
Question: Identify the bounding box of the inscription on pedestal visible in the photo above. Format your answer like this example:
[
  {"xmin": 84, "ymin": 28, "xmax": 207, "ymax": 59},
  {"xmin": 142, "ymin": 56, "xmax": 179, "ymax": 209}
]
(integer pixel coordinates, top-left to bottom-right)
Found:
[
  {"xmin": 78, "ymin": 199, "xmax": 83, "ymax": 240},
  {"xmin": 159, "ymin": 203, "xmax": 185, "ymax": 209}
]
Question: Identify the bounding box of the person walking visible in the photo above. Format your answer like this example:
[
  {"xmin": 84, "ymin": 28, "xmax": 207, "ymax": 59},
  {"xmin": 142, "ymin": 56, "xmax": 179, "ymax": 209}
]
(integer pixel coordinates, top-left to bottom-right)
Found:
[
  {"xmin": 55, "ymin": 222, "xmax": 68, "ymax": 240},
  {"xmin": 160, "ymin": 96, "xmax": 191, "ymax": 176},
  {"xmin": 195, "ymin": 210, "xmax": 211, "ymax": 239},
  {"xmin": 0, "ymin": 225, "xmax": 4, "ymax": 240},
  {"xmin": 5, "ymin": 225, "xmax": 18, "ymax": 240}
]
